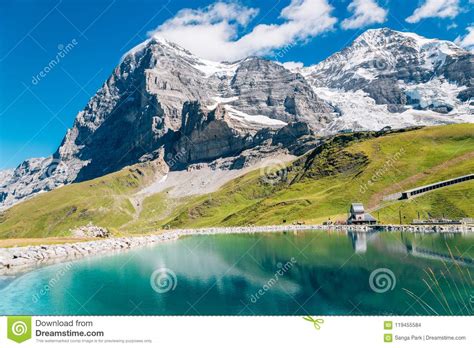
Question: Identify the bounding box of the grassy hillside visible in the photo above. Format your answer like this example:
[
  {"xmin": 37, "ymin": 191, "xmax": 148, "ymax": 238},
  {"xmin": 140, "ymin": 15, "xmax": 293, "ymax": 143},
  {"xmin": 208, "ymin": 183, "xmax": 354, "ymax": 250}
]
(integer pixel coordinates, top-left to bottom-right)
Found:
[
  {"xmin": 1, "ymin": 124, "xmax": 473, "ymax": 238},
  {"xmin": 376, "ymin": 180, "xmax": 473, "ymax": 224},
  {"xmin": 0, "ymin": 162, "xmax": 160, "ymax": 238},
  {"xmin": 142, "ymin": 123, "xmax": 474, "ymax": 228}
]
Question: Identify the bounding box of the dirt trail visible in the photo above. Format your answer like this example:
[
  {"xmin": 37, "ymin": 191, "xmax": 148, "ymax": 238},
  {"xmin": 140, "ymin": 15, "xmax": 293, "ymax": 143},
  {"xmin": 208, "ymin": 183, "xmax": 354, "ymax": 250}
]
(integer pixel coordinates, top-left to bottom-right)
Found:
[{"xmin": 121, "ymin": 153, "xmax": 297, "ymax": 226}]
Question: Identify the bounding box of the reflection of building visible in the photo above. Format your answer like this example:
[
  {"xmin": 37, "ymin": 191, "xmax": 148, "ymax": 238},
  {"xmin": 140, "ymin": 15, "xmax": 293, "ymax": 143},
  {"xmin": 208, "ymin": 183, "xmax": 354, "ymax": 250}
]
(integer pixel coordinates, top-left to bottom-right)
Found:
[
  {"xmin": 407, "ymin": 243, "xmax": 473, "ymax": 266},
  {"xmin": 398, "ymin": 233, "xmax": 473, "ymax": 266},
  {"xmin": 348, "ymin": 232, "xmax": 368, "ymax": 253},
  {"xmin": 347, "ymin": 203, "xmax": 377, "ymax": 225}
]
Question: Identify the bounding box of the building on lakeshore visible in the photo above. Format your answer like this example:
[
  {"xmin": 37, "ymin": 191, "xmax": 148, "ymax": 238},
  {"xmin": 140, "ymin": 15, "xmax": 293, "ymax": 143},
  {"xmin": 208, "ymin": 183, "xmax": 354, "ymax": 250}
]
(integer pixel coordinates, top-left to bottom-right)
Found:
[{"xmin": 347, "ymin": 203, "xmax": 377, "ymax": 225}]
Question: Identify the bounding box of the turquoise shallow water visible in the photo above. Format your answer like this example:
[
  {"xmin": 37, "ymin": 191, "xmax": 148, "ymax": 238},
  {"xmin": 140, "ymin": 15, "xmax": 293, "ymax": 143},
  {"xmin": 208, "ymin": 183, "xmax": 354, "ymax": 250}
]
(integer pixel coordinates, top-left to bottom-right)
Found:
[{"xmin": 0, "ymin": 231, "xmax": 473, "ymax": 315}]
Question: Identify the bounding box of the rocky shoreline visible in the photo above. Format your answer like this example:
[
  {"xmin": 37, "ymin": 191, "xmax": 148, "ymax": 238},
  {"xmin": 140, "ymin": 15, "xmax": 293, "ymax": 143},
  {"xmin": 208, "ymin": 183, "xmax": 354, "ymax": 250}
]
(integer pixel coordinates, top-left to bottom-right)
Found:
[
  {"xmin": 1, "ymin": 223, "xmax": 473, "ymax": 275},
  {"xmin": 0, "ymin": 233, "xmax": 180, "ymax": 275}
]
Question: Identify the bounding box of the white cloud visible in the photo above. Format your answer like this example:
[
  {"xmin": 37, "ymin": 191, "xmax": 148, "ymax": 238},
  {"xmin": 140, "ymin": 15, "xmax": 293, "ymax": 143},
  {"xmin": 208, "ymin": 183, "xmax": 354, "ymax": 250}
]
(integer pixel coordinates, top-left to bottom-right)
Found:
[
  {"xmin": 149, "ymin": 0, "xmax": 337, "ymax": 61},
  {"xmin": 455, "ymin": 25, "xmax": 474, "ymax": 52},
  {"xmin": 341, "ymin": 0, "xmax": 388, "ymax": 29},
  {"xmin": 280, "ymin": 61, "xmax": 304, "ymax": 70},
  {"xmin": 447, "ymin": 22, "xmax": 458, "ymax": 30},
  {"xmin": 406, "ymin": 0, "xmax": 460, "ymax": 23}
]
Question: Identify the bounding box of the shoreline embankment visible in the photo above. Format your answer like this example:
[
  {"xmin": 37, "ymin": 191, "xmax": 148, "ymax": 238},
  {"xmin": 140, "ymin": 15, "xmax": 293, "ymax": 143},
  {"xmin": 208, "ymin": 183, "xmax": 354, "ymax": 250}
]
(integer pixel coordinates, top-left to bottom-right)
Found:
[{"xmin": 1, "ymin": 223, "xmax": 472, "ymax": 275}]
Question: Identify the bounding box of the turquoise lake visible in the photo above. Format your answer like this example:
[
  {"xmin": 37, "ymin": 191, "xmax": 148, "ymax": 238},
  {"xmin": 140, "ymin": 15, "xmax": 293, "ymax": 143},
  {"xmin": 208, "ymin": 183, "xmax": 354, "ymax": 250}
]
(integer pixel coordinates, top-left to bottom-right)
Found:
[{"xmin": 0, "ymin": 231, "xmax": 473, "ymax": 315}]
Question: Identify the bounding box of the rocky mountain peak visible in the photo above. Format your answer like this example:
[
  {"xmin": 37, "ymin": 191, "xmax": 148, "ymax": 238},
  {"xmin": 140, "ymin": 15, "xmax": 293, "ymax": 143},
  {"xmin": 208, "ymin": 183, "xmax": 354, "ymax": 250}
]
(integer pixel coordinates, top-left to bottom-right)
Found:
[
  {"xmin": 304, "ymin": 28, "xmax": 468, "ymax": 85},
  {"xmin": 303, "ymin": 27, "xmax": 473, "ymax": 117},
  {"xmin": 354, "ymin": 27, "xmax": 464, "ymax": 53},
  {"xmin": 1, "ymin": 29, "xmax": 472, "ymax": 210}
]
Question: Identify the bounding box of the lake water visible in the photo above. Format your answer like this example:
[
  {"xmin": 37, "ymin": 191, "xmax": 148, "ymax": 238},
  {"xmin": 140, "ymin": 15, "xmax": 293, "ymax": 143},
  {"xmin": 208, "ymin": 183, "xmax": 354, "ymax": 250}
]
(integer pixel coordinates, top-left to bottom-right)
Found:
[{"xmin": 0, "ymin": 231, "xmax": 473, "ymax": 315}]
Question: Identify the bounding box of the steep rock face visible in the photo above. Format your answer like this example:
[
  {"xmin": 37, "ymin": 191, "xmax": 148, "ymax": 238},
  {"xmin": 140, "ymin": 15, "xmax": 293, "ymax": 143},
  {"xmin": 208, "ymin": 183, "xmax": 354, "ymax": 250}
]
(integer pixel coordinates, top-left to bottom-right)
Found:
[
  {"xmin": 0, "ymin": 157, "xmax": 68, "ymax": 208},
  {"xmin": 228, "ymin": 58, "xmax": 333, "ymax": 127},
  {"xmin": 58, "ymin": 38, "xmax": 335, "ymax": 183},
  {"xmin": 272, "ymin": 122, "xmax": 318, "ymax": 155},
  {"xmin": 57, "ymin": 38, "xmax": 215, "ymax": 182},
  {"xmin": 170, "ymin": 103, "xmax": 258, "ymax": 168},
  {"xmin": 438, "ymin": 53, "xmax": 474, "ymax": 86},
  {"xmin": 273, "ymin": 122, "xmax": 312, "ymax": 146},
  {"xmin": 362, "ymin": 79, "xmax": 407, "ymax": 112},
  {"xmin": 1, "ymin": 38, "xmax": 334, "ymax": 209}
]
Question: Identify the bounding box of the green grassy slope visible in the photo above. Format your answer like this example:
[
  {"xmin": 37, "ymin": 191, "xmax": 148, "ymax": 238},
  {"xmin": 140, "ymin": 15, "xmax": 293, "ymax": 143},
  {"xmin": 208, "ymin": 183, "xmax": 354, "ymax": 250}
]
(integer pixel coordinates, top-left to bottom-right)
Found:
[
  {"xmin": 376, "ymin": 180, "xmax": 473, "ymax": 224},
  {"xmin": 144, "ymin": 124, "xmax": 474, "ymax": 228},
  {"xmin": 1, "ymin": 124, "xmax": 473, "ymax": 238},
  {"xmin": 0, "ymin": 162, "xmax": 160, "ymax": 238}
]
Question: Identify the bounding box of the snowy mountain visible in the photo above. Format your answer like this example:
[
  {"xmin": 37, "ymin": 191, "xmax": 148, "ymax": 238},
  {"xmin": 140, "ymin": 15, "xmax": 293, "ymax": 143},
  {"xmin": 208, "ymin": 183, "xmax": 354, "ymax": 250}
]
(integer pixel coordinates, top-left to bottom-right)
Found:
[
  {"xmin": 302, "ymin": 28, "xmax": 473, "ymax": 131},
  {"xmin": 1, "ymin": 28, "xmax": 473, "ymax": 209}
]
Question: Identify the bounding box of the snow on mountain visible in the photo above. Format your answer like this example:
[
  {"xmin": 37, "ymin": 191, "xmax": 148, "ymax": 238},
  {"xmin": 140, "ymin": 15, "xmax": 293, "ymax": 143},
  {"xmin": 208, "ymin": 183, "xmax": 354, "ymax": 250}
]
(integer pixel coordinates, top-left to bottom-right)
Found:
[
  {"xmin": 124, "ymin": 36, "xmax": 240, "ymax": 79},
  {"xmin": 207, "ymin": 96, "xmax": 240, "ymax": 111},
  {"xmin": 303, "ymin": 27, "xmax": 473, "ymax": 126},
  {"xmin": 223, "ymin": 105, "xmax": 288, "ymax": 129},
  {"xmin": 1, "ymin": 28, "xmax": 472, "ymax": 210},
  {"xmin": 191, "ymin": 58, "xmax": 240, "ymax": 78},
  {"xmin": 315, "ymin": 86, "xmax": 471, "ymax": 133},
  {"xmin": 302, "ymin": 28, "xmax": 467, "ymax": 86},
  {"xmin": 0, "ymin": 36, "xmax": 332, "ymax": 209}
]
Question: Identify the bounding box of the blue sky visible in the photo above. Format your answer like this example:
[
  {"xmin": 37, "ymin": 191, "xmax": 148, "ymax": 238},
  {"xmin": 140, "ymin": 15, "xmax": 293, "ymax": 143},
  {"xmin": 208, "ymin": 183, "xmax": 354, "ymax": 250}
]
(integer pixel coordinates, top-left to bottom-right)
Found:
[{"xmin": 1, "ymin": 0, "xmax": 473, "ymax": 169}]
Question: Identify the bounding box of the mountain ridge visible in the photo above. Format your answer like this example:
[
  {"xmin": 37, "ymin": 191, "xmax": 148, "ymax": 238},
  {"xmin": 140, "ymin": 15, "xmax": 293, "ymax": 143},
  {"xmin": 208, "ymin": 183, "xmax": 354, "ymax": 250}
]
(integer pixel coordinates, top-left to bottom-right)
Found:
[
  {"xmin": 1, "ymin": 124, "xmax": 472, "ymax": 237},
  {"xmin": 1, "ymin": 28, "xmax": 472, "ymax": 209}
]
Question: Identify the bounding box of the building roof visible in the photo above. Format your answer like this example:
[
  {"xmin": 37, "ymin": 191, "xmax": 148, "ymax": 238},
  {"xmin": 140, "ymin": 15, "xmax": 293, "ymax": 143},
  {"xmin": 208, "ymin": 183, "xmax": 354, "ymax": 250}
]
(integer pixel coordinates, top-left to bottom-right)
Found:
[
  {"xmin": 347, "ymin": 213, "xmax": 376, "ymax": 223},
  {"xmin": 363, "ymin": 213, "xmax": 377, "ymax": 222},
  {"xmin": 351, "ymin": 203, "xmax": 365, "ymax": 213}
]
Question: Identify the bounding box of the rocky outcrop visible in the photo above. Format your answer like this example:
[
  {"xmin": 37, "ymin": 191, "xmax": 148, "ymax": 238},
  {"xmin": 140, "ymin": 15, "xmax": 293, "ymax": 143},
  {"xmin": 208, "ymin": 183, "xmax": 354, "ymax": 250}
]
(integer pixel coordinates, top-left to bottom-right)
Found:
[
  {"xmin": 360, "ymin": 79, "xmax": 407, "ymax": 112},
  {"xmin": 457, "ymin": 87, "xmax": 474, "ymax": 102},
  {"xmin": 170, "ymin": 103, "xmax": 250, "ymax": 167},
  {"xmin": 0, "ymin": 157, "xmax": 70, "ymax": 208},
  {"xmin": 228, "ymin": 58, "xmax": 333, "ymax": 128},
  {"xmin": 70, "ymin": 223, "xmax": 110, "ymax": 238}
]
